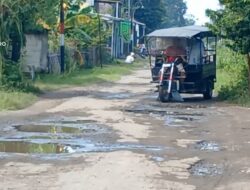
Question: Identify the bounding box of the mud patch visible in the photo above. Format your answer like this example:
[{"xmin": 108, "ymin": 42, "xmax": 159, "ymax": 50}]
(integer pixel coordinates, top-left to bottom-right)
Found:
[
  {"xmin": 195, "ymin": 140, "xmax": 221, "ymax": 152},
  {"xmin": 189, "ymin": 160, "xmax": 223, "ymax": 176},
  {"xmin": 94, "ymin": 92, "xmax": 134, "ymax": 100}
]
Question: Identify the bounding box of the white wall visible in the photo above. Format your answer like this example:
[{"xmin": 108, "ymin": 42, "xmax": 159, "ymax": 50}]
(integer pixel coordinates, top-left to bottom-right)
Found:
[{"xmin": 23, "ymin": 34, "xmax": 48, "ymax": 72}]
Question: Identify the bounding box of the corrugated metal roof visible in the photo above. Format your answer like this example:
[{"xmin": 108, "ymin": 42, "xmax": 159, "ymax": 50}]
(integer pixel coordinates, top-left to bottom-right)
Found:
[
  {"xmin": 99, "ymin": 14, "xmax": 145, "ymax": 26},
  {"xmin": 147, "ymin": 25, "xmax": 211, "ymax": 38}
]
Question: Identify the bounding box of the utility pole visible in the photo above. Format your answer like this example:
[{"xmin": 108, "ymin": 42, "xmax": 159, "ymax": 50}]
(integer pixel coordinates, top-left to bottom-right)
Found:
[
  {"xmin": 60, "ymin": 0, "xmax": 65, "ymax": 73},
  {"xmin": 129, "ymin": 0, "xmax": 133, "ymax": 53}
]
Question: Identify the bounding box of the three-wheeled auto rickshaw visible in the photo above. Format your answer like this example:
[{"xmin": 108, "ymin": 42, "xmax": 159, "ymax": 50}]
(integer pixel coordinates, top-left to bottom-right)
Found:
[{"xmin": 146, "ymin": 26, "xmax": 217, "ymax": 102}]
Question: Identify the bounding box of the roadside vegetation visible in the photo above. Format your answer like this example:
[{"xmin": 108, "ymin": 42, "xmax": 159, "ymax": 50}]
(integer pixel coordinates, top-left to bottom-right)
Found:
[
  {"xmin": 216, "ymin": 44, "xmax": 250, "ymax": 106},
  {"xmin": 207, "ymin": 0, "xmax": 250, "ymax": 106},
  {"xmin": 35, "ymin": 61, "xmax": 143, "ymax": 91}
]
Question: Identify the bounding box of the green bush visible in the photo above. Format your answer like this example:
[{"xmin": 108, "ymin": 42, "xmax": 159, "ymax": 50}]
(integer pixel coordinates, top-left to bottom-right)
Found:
[
  {"xmin": 1, "ymin": 60, "xmax": 40, "ymax": 93},
  {"xmin": 216, "ymin": 44, "xmax": 249, "ymax": 105}
]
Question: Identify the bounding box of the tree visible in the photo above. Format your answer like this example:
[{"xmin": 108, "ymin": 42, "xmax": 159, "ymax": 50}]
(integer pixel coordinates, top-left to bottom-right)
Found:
[
  {"xmin": 134, "ymin": 0, "xmax": 195, "ymax": 33},
  {"xmin": 161, "ymin": 0, "xmax": 194, "ymax": 28},
  {"xmin": 0, "ymin": 0, "xmax": 60, "ymax": 87},
  {"xmin": 206, "ymin": 0, "xmax": 250, "ymax": 93},
  {"xmin": 134, "ymin": 0, "xmax": 166, "ymax": 33}
]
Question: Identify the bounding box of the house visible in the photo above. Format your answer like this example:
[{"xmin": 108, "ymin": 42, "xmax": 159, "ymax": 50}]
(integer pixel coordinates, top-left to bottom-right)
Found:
[{"xmin": 95, "ymin": 0, "xmax": 146, "ymax": 58}]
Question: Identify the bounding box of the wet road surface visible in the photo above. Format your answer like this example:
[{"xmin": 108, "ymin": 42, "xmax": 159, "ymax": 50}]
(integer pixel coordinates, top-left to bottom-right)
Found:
[{"xmin": 0, "ymin": 69, "xmax": 250, "ymax": 190}]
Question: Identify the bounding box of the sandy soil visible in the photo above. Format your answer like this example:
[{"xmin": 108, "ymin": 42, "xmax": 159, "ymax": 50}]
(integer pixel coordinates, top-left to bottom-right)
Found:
[{"xmin": 0, "ymin": 68, "xmax": 250, "ymax": 190}]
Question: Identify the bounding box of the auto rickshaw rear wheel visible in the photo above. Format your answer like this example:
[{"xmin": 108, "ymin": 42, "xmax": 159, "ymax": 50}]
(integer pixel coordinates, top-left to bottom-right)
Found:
[
  {"xmin": 159, "ymin": 86, "xmax": 171, "ymax": 102},
  {"xmin": 203, "ymin": 80, "xmax": 213, "ymax": 100}
]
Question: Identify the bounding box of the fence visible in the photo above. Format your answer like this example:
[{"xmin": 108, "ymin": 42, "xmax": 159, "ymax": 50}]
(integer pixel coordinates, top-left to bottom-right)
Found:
[{"xmin": 47, "ymin": 46, "xmax": 112, "ymax": 73}]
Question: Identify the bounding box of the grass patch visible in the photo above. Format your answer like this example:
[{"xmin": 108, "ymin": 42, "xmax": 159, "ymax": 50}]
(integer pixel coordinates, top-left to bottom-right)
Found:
[
  {"xmin": 0, "ymin": 91, "xmax": 37, "ymax": 111},
  {"xmin": 214, "ymin": 44, "xmax": 250, "ymax": 107},
  {"xmin": 215, "ymin": 69, "xmax": 250, "ymax": 106},
  {"xmin": 215, "ymin": 69, "xmax": 232, "ymax": 92},
  {"xmin": 35, "ymin": 62, "xmax": 142, "ymax": 91}
]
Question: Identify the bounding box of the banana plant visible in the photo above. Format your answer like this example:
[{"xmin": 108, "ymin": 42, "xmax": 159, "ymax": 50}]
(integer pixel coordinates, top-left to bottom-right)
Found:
[{"xmin": 0, "ymin": 0, "xmax": 23, "ymax": 85}]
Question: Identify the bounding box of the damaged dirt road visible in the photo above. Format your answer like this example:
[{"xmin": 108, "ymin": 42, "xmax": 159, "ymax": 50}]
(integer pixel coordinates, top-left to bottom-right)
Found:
[{"xmin": 0, "ymin": 68, "xmax": 250, "ymax": 190}]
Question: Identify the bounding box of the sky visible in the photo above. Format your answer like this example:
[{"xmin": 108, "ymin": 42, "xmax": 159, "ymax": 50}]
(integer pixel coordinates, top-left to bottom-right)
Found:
[{"xmin": 185, "ymin": 0, "xmax": 221, "ymax": 25}]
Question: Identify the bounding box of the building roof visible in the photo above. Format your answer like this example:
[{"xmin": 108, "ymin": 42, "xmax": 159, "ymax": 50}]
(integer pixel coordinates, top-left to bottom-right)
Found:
[
  {"xmin": 95, "ymin": 0, "xmax": 121, "ymax": 3},
  {"xmin": 99, "ymin": 14, "xmax": 145, "ymax": 26},
  {"xmin": 147, "ymin": 25, "xmax": 213, "ymax": 38}
]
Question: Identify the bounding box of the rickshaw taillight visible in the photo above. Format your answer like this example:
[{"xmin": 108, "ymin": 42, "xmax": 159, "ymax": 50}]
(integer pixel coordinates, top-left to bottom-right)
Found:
[{"xmin": 167, "ymin": 56, "xmax": 176, "ymax": 63}]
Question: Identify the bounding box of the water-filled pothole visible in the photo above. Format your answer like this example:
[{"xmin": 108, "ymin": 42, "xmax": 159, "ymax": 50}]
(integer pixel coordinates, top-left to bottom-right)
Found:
[
  {"xmin": 125, "ymin": 108, "xmax": 203, "ymax": 117},
  {"xmin": 0, "ymin": 141, "xmax": 68, "ymax": 154},
  {"xmin": 195, "ymin": 140, "xmax": 221, "ymax": 152},
  {"xmin": 59, "ymin": 120, "xmax": 96, "ymax": 124},
  {"xmin": 15, "ymin": 125, "xmax": 82, "ymax": 134},
  {"xmin": 189, "ymin": 160, "xmax": 223, "ymax": 176},
  {"xmin": 164, "ymin": 116, "xmax": 196, "ymax": 126},
  {"xmin": 14, "ymin": 123, "xmax": 102, "ymax": 135},
  {"xmin": 0, "ymin": 140, "xmax": 163, "ymax": 154},
  {"xmin": 151, "ymin": 156, "xmax": 165, "ymax": 162}
]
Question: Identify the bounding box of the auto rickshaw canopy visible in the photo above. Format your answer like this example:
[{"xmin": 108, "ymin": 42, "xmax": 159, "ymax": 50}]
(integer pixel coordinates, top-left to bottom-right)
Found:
[{"xmin": 146, "ymin": 25, "xmax": 214, "ymax": 38}]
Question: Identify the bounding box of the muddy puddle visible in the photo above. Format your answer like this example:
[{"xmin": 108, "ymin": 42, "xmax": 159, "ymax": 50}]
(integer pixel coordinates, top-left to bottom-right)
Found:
[
  {"xmin": 189, "ymin": 160, "xmax": 223, "ymax": 176},
  {"xmin": 15, "ymin": 125, "xmax": 82, "ymax": 134},
  {"xmin": 164, "ymin": 115, "xmax": 197, "ymax": 127},
  {"xmin": 0, "ymin": 118, "xmax": 164, "ymax": 156},
  {"xmin": 151, "ymin": 156, "xmax": 165, "ymax": 162},
  {"xmin": 125, "ymin": 107, "xmax": 204, "ymax": 117},
  {"xmin": 0, "ymin": 141, "xmax": 68, "ymax": 154},
  {"xmin": 0, "ymin": 140, "xmax": 163, "ymax": 155},
  {"xmin": 14, "ymin": 124, "xmax": 102, "ymax": 135},
  {"xmin": 195, "ymin": 140, "xmax": 221, "ymax": 152}
]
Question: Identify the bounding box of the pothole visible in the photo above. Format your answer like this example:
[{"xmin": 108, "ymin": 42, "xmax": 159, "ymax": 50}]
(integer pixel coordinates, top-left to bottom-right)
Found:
[
  {"xmin": 0, "ymin": 140, "xmax": 163, "ymax": 154},
  {"xmin": 195, "ymin": 140, "xmax": 221, "ymax": 152},
  {"xmin": 13, "ymin": 123, "xmax": 105, "ymax": 135},
  {"xmin": 146, "ymin": 103, "xmax": 208, "ymax": 109},
  {"xmin": 0, "ymin": 141, "xmax": 68, "ymax": 154},
  {"xmin": 59, "ymin": 120, "xmax": 96, "ymax": 124},
  {"xmin": 14, "ymin": 125, "xmax": 83, "ymax": 134},
  {"xmin": 151, "ymin": 156, "xmax": 165, "ymax": 162},
  {"xmin": 189, "ymin": 160, "xmax": 223, "ymax": 176},
  {"xmin": 124, "ymin": 108, "xmax": 203, "ymax": 117},
  {"xmin": 164, "ymin": 116, "xmax": 196, "ymax": 126}
]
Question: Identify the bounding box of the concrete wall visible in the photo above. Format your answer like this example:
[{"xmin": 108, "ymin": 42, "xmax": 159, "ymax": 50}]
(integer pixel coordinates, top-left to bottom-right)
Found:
[{"xmin": 23, "ymin": 34, "xmax": 48, "ymax": 72}]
